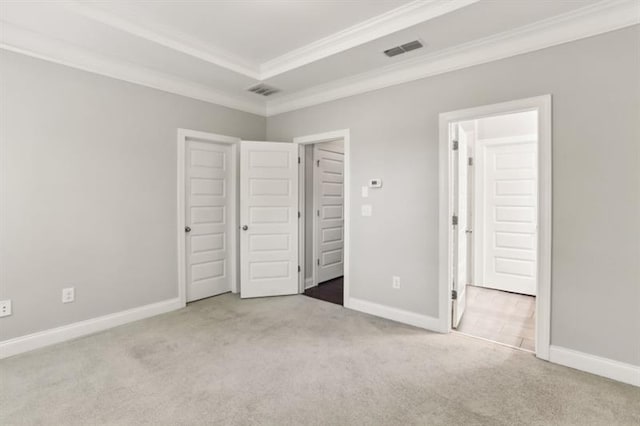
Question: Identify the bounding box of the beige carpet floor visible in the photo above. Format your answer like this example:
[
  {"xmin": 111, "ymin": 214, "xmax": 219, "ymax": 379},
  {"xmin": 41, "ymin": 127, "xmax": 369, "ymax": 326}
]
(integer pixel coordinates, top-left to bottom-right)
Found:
[{"xmin": 1, "ymin": 293, "xmax": 639, "ymax": 425}]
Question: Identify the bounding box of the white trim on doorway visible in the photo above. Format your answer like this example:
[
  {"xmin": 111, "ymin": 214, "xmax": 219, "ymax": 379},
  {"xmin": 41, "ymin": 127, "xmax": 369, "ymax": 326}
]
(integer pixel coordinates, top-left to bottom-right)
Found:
[
  {"xmin": 177, "ymin": 128, "xmax": 240, "ymax": 307},
  {"xmin": 438, "ymin": 95, "xmax": 552, "ymax": 360},
  {"xmin": 293, "ymin": 129, "xmax": 351, "ymax": 307}
]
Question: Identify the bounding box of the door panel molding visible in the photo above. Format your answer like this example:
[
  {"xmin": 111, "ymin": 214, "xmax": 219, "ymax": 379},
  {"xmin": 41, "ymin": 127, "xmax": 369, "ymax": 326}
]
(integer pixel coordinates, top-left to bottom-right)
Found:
[
  {"xmin": 240, "ymin": 141, "xmax": 299, "ymax": 298},
  {"xmin": 177, "ymin": 128, "xmax": 239, "ymax": 307},
  {"xmin": 313, "ymin": 143, "xmax": 345, "ymax": 284},
  {"xmin": 475, "ymin": 137, "xmax": 538, "ymax": 296}
]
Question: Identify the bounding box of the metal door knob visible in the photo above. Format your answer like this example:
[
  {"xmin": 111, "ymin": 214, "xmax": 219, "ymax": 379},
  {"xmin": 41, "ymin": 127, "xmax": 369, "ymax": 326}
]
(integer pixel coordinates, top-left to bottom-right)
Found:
[
  {"xmin": 242, "ymin": 225, "xmax": 248, "ymax": 231},
  {"xmin": 185, "ymin": 226, "xmax": 191, "ymax": 233}
]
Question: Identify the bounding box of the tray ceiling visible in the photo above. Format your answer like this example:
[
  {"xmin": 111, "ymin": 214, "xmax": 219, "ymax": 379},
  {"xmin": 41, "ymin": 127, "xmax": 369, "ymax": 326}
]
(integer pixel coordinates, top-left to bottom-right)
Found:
[{"xmin": 1, "ymin": 0, "xmax": 637, "ymax": 116}]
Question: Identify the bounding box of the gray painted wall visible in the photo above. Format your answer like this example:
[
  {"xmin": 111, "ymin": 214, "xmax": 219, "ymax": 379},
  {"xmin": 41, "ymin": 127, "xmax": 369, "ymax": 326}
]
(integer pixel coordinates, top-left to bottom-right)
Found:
[
  {"xmin": 267, "ymin": 27, "xmax": 640, "ymax": 366},
  {"xmin": 2, "ymin": 27, "xmax": 638, "ymax": 367},
  {"xmin": 0, "ymin": 51, "xmax": 265, "ymax": 340}
]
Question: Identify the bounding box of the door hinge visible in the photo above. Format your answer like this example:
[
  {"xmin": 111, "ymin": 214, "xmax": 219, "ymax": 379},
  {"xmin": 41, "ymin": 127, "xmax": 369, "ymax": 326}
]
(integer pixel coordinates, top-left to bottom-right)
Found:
[
  {"xmin": 452, "ymin": 140, "xmax": 459, "ymax": 151},
  {"xmin": 317, "ymin": 210, "xmax": 320, "ymax": 217},
  {"xmin": 298, "ymin": 265, "xmax": 301, "ymax": 273},
  {"xmin": 452, "ymin": 214, "xmax": 458, "ymax": 226},
  {"xmin": 298, "ymin": 156, "xmax": 301, "ymax": 164},
  {"xmin": 316, "ymin": 159, "xmax": 320, "ymax": 167},
  {"xmin": 298, "ymin": 211, "xmax": 301, "ymax": 218},
  {"xmin": 317, "ymin": 259, "xmax": 320, "ymax": 266},
  {"xmin": 468, "ymin": 157, "xmax": 473, "ymax": 166},
  {"xmin": 451, "ymin": 289, "xmax": 458, "ymax": 300}
]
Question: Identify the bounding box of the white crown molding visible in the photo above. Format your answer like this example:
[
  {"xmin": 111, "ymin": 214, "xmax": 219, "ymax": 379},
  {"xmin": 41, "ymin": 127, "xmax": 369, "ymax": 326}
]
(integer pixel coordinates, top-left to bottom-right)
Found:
[
  {"xmin": 62, "ymin": 0, "xmax": 478, "ymax": 81},
  {"xmin": 266, "ymin": 0, "xmax": 640, "ymax": 116},
  {"xmin": 2, "ymin": 0, "xmax": 637, "ymax": 118},
  {"xmin": 63, "ymin": 1, "xmax": 261, "ymax": 79},
  {"xmin": 259, "ymin": 0, "xmax": 479, "ymax": 79},
  {"xmin": 0, "ymin": 22, "xmax": 266, "ymax": 116}
]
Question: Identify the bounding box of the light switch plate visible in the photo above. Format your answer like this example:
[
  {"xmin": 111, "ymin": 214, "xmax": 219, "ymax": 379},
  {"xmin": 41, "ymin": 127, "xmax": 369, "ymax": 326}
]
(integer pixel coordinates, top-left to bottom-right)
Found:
[
  {"xmin": 361, "ymin": 186, "xmax": 369, "ymax": 198},
  {"xmin": 361, "ymin": 204, "xmax": 372, "ymax": 216}
]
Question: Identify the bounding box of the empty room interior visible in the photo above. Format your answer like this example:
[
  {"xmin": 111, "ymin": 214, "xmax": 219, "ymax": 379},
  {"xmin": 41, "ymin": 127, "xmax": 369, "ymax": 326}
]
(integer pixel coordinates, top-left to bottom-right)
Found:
[{"xmin": 0, "ymin": 1, "xmax": 639, "ymax": 425}]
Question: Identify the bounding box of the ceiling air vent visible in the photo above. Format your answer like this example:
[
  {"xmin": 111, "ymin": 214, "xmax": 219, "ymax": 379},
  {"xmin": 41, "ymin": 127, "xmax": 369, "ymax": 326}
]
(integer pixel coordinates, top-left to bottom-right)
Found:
[
  {"xmin": 383, "ymin": 40, "xmax": 424, "ymax": 58},
  {"xmin": 247, "ymin": 83, "xmax": 280, "ymax": 97}
]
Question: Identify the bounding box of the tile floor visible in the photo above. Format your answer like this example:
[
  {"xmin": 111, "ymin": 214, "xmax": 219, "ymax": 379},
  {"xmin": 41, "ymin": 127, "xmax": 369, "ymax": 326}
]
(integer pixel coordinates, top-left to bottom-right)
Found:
[{"xmin": 456, "ymin": 285, "xmax": 535, "ymax": 351}]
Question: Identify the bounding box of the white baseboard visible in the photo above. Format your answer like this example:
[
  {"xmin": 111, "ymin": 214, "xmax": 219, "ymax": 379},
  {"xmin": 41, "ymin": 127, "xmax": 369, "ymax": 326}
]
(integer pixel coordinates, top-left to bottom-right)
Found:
[
  {"xmin": 0, "ymin": 298, "xmax": 184, "ymax": 359},
  {"xmin": 346, "ymin": 297, "xmax": 444, "ymax": 332},
  {"xmin": 304, "ymin": 278, "xmax": 315, "ymax": 289},
  {"xmin": 549, "ymin": 345, "xmax": 640, "ymax": 387}
]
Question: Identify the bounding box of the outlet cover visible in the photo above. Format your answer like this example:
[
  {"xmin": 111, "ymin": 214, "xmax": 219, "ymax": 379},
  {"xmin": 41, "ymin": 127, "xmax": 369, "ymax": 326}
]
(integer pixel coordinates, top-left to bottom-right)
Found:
[
  {"xmin": 392, "ymin": 276, "xmax": 401, "ymax": 289},
  {"xmin": 0, "ymin": 300, "xmax": 12, "ymax": 317},
  {"xmin": 62, "ymin": 287, "xmax": 75, "ymax": 303}
]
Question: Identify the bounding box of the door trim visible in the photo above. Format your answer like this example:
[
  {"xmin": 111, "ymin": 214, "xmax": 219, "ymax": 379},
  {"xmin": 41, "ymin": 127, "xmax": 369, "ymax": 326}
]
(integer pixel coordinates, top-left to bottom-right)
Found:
[
  {"xmin": 295, "ymin": 144, "xmax": 319, "ymax": 291},
  {"xmin": 438, "ymin": 96, "xmax": 552, "ymax": 360},
  {"xmin": 293, "ymin": 129, "xmax": 351, "ymax": 307},
  {"xmin": 177, "ymin": 128, "xmax": 240, "ymax": 307}
]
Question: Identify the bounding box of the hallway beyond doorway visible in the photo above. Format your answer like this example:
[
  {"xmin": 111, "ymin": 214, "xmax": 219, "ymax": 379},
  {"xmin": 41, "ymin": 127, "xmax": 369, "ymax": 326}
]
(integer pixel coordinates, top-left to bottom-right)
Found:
[{"xmin": 456, "ymin": 285, "xmax": 535, "ymax": 351}]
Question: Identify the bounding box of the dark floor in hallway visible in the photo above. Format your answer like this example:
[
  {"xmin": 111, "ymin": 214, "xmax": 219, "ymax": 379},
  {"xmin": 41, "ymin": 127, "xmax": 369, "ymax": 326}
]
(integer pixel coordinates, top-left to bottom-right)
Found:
[{"xmin": 304, "ymin": 276, "xmax": 343, "ymax": 306}]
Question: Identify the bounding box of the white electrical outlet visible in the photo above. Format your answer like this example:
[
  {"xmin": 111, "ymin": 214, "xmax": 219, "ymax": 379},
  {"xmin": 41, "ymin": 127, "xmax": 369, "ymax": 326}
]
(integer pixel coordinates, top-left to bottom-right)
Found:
[
  {"xmin": 0, "ymin": 300, "xmax": 12, "ymax": 317},
  {"xmin": 392, "ymin": 276, "xmax": 401, "ymax": 289},
  {"xmin": 361, "ymin": 204, "xmax": 372, "ymax": 216},
  {"xmin": 62, "ymin": 287, "xmax": 75, "ymax": 304}
]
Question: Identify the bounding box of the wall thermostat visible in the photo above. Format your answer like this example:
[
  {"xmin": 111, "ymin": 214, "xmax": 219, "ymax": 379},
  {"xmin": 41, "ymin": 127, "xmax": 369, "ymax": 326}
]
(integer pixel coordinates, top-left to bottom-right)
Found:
[{"xmin": 369, "ymin": 179, "xmax": 383, "ymax": 188}]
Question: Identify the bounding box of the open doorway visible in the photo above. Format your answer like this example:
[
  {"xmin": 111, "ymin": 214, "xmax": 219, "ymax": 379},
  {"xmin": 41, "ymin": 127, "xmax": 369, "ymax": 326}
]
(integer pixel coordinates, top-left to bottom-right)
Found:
[
  {"xmin": 454, "ymin": 111, "xmax": 538, "ymax": 350},
  {"xmin": 439, "ymin": 96, "xmax": 552, "ymax": 359},
  {"xmin": 294, "ymin": 130, "xmax": 350, "ymax": 307}
]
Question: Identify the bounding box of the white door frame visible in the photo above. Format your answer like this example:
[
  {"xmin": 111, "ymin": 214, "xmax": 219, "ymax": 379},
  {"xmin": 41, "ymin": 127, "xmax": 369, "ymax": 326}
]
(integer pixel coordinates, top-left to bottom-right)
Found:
[
  {"xmin": 298, "ymin": 146, "xmax": 320, "ymax": 290},
  {"xmin": 177, "ymin": 128, "xmax": 239, "ymax": 307},
  {"xmin": 438, "ymin": 96, "xmax": 552, "ymax": 360},
  {"xmin": 293, "ymin": 129, "xmax": 351, "ymax": 307},
  {"xmin": 296, "ymin": 147, "xmax": 315, "ymax": 290}
]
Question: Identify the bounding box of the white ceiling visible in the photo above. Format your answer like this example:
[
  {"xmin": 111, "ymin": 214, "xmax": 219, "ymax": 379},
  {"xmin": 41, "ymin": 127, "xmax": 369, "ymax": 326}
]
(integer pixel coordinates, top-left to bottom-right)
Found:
[
  {"xmin": 263, "ymin": 0, "xmax": 601, "ymax": 94},
  {"xmin": 1, "ymin": 0, "xmax": 637, "ymax": 116},
  {"xmin": 94, "ymin": 0, "xmax": 414, "ymax": 64}
]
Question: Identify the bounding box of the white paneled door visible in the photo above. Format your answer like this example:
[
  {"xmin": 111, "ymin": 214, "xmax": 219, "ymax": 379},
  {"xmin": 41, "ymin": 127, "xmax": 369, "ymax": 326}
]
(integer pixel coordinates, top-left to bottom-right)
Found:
[
  {"xmin": 314, "ymin": 141, "xmax": 345, "ymax": 283},
  {"xmin": 240, "ymin": 141, "xmax": 299, "ymax": 298},
  {"xmin": 452, "ymin": 125, "xmax": 469, "ymax": 328},
  {"xmin": 186, "ymin": 140, "xmax": 233, "ymax": 302},
  {"xmin": 476, "ymin": 137, "xmax": 537, "ymax": 295}
]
